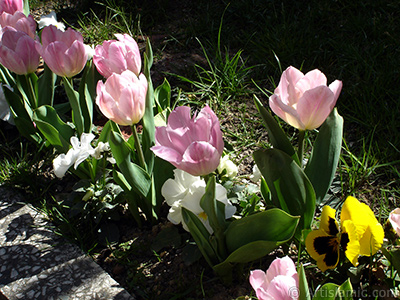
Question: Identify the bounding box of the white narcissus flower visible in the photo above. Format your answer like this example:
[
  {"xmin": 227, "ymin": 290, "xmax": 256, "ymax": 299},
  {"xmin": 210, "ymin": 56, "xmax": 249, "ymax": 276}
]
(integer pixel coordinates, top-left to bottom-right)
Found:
[
  {"xmin": 162, "ymin": 169, "xmax": 236, "ymax": 233},
  {"xmin": 250, "ymin": 164, "xmax": 262, "ymax": 183},
  {"xmin": 53, "ymin": 133, "xmax": 95, "ymax": 178},
  {"xmin": 38, "ymin": 11, "xmax": 65, "ymax": 31},
  {"xmin": 92, "ymin": 141, "xmax": 110, "ymax": 159},
  {"xmin": 217, "ymin": 155, "xmax": 238, "ymax": 178}
]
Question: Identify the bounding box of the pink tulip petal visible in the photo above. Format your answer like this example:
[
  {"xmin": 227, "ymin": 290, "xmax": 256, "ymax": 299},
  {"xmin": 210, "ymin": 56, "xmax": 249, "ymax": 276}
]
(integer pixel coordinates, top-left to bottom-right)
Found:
[
  {"xmin": 249, "ymin": 270, "xmax": 269, "ymax": 292},
  {"xmin": 329, "ymin": 80, "xmax": 343, "ymax": 103},
  {"xmin": 277, "ymin": 66, "xmax": 304, "ymax": 106},
  {"xmin": 150, "ymin": 145, "xmax": 182, "ymax": 167},
  {"xmin": 269, "ymin": 94, "xmax": 305, "ymax": 130},
  {"xmin": 297, "ymin": 86, "xmax": 335, "ymax": 130},
  {"xmin": 389, "ymin": 208, "xmax": 400, "ymax": 236},
  {"xmin": 266, "ymin": 275, "xmax": 299, "ymax": 300},
  {"xmin": 181, "ymin": 141, "xmax": 221, "ymax": 176}
]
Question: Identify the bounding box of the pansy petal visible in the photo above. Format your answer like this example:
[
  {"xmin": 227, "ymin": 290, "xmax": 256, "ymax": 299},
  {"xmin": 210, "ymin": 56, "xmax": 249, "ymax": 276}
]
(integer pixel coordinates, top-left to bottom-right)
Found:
[{"xmin": 305, "ymin": 229, "xmax": 339, "ymax": 272}]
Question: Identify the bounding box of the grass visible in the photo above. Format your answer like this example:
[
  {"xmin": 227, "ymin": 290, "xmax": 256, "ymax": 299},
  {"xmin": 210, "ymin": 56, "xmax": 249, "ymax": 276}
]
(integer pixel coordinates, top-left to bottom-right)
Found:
[{"xmin": 1, "ymin": 0, "xmax": 400, "ymax": 298}]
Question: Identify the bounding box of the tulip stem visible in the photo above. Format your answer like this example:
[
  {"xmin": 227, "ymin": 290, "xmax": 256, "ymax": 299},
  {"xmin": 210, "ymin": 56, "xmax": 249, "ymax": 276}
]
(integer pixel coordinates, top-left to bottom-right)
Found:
[
  {"xmin": 297, "ymin": 130, "xmax": 305, "ymax": 167},
  {"xmin": 132, "ymin": 124, "xmax": 147, "ymax": 172},
  {"xmin": 24, "ymin": 74, "xmax": 37, "ymax": 108}
]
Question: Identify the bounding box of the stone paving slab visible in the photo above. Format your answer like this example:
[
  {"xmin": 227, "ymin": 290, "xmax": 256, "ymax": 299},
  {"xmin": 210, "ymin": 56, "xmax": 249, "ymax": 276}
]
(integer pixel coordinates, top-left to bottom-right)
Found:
[{"xmin": 0, "ymin": 186, "xmax": 135, "ymax": 300}]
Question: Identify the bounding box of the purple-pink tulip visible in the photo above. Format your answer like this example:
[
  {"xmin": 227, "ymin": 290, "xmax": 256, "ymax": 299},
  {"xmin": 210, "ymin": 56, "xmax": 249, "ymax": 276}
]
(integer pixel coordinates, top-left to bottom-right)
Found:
[
  {"xmin": 96, "ymin": 70, "xmax": 147, "ymax": 126},
  {"xmin": 249, "ymin": 256, "xmax": 299, "ymax": 300},
  {"xmin": 0, "ymin": 11, "xmax": 37, "ymax": 39},
  {"xmin": 93, "ymin": 33, "xmax": 141, "ymax": 78},
  {"xmin": 0, "ymin": 0, "xmax": 23, "ymax": 15},
  {"xmin": 151, "ymin": 105, "xmax": 224, "ymax": 176},
  {"xmin": 0, "ymin": 30, "xmax": 40, "ymax": 74},
  {"xmin": 35, "ymin": 25, "xmax": 87, "ymax": 78},
  {"xmin": 269, "ymin": 66, "xmax": 342, "ymax": 130},
  {"xmin": 389, "ymin": 208, "xmax": 400, "ymax": 237}
]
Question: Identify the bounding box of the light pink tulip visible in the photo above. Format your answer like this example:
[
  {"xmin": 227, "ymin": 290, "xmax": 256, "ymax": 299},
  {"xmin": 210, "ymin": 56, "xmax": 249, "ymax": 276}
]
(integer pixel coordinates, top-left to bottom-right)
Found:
[
  {"xmin": 0, "ymin": 11, "xmax": 37, "ymax": 39},
  {"xmin": 151, "ymin": 105, "xmax": 224, "ymax": 176},
  {"xmin": 389, "ymin": 208, "xmax": 400, "ymax": 237},
  {"xmin": 96, "ymin": 70, "xmax": 147, "ymax": 126},
  {"xmin": 35, "ymin": 25, "xmax": 87, "ymax": 78},
  {"xmin": 0, "ymin": 30, "xmax": 40, "ymax": 74},
  {"xmin": 0, "ymin": 0, "xmax": 23, "ymax": 15},
  {"xmin": 269, "ymin": 66, "xmax": 342, "ymax": 130},
  {"xmin": 249, "ymin": 256, "xmax": 299, "ymax": 300},
  {"xmin": 93, "ymin": 33, "xmax": 141, "ymax": 78}
]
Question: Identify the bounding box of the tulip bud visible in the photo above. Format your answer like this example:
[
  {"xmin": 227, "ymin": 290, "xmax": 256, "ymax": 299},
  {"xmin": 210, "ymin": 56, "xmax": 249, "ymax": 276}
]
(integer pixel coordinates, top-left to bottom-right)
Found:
[
  {"xmin": 93, "ymin": 33, "xmax": 141, "ymax": 78},
  {"xmin": 0, "ymin": 29, "xmax": 40, "ymax": 74},
  {"xmin": 96, "ymin": 70, "xmax": 147, "ymax": 126},
  {"xmin": 269, "ymin": 66, "xmax": 342, "ymax": 130},
  {"xmin": 36, "ymin": 25, "xmax": 87, "ymax": 78}
]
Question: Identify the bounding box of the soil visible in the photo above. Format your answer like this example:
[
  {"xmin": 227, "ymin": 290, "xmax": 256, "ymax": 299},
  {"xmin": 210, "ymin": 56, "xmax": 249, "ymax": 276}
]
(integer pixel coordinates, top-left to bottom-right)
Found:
[{"xmin": 4, "ymin": 1, "xmax": 397, "ymax": 300}]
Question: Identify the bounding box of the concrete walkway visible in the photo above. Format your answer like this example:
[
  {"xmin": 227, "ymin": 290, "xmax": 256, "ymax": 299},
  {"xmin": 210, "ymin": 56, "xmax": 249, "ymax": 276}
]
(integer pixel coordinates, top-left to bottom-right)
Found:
[{"xmin": 0, "ymin": 186, "xmax": 135, "ymax": 300}]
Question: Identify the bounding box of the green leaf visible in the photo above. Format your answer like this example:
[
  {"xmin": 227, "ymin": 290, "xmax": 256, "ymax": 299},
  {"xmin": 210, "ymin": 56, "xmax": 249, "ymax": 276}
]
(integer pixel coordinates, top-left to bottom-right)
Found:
[
  {"xmin": 78, "ymin": 61, "xmax": 95, "ymax": 133},
  {"xmin": 154, "ymin": 78, "xmax": 171, "ymax": 112},
  {"xmin": 254, "ymin": 148, "xmax": 316, "ymax": 236},
  {"xmin": 182, "ymin": 207, "xmax": 218, "ymax": 267},
  {"xmin": 33, "ymin": 105, "xmax": 74, "ymax": 152},
  {"xmin": 200, "ymin": 176, "xmax": 228, "ymax": 233},
  {"xmin": 141, "ymin": 39, "xmax": 156, "ymax": 174},
  {"xmin": 312, "ymin": 279, "xmax": 352, "ymax": 300},
  {"xmin": 62, "ymin": 77, "xmax": 84, "ymax": 135},
  {"xmin": 37, "ymin": 64, "xmax": 56, "ymax": 107},
  {"xmin": 225, "ymin": 208, "xmax": 299, "ymax": 253},
  {"xmin": 305, "ymin": 108, "xmax": 343, "ymax": 205},
  {"xmin": 382, "ymin": 248, "xmax": 400, "ymax": 275},
  {"xmin": 108, "ymin": 129, "xmax": 151, "ymax": 198},
  {"xmin": 254, "ymin": 95, "xmax": 299, "ymax": 164},
  {"xmin": 298, "ymin": 264, "xmax": 311, "ymax": 300},
  {"xmin": 3, "ymin": 87, "xmax": 41, "ymax": 142}
]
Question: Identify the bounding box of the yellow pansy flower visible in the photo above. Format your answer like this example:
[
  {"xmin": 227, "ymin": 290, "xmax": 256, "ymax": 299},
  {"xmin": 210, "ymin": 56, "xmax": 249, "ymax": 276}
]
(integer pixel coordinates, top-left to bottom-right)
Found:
[{"xmin": 306, "ymin": 196, "xmax": 384, "ymax": 272}]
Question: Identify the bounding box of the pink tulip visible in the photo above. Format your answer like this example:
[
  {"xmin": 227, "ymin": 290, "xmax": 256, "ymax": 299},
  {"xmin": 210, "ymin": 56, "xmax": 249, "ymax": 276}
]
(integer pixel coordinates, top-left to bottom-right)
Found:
[
  {"xmin": 0, "ymin": 30, "xmax": 40, "ymax": 74},
  {"xmin": 389, "ymin": 208, "xmax": 400, "ymax": 236},
  {"xmin": 0, "ymin": 11, "xmax": 37, "ymax": 39},
  {"xmin": 93, "ymin": 33, "xmax": 141, "ymax": 78},
  {"xmin": 249, "ymin": 256, "xmax": 299, "ymax": 300},
  {"xmin": 35, "ymin": 25, "xmax": 87, "ymax": 77},
  {"xmin": 96, "ymin": 70, "xmax": 147, "ymax": 126},
  {"xmin": 151, "ymin": 105, "xmax": 224, "ymax": 176},
  {"xmin": 269, "ymin": 66, "xmax": 342, "ymax": 130},
  {"xmin": 0, "ymin": 0, "xmax": 23, "ymax": 15}
]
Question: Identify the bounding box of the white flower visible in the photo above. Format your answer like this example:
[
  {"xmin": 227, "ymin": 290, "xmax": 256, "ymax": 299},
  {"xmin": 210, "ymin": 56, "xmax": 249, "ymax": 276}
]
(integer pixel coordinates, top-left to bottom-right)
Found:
[
  {"xmin": 250, "ymin": 164, "xmax": 262, "ymax": 183},
  {"xmin": 85, "ymin": 44, "xmax": 95, "ymax": 60},
  {"xmin": 0, "ymin": 84, "xmax": 14, "ymax": 125},
  {"xmin": 53, "ymin": 133, "xmax": 95, "ymax": 178},
  {"xmin": 162, "ymin": 169, "xmax": 236, "ymax": 233},
  {"xmin": 92, "ymin": 141, "xmax": 110, "ymax": 159},
  {"xmin": 38, "ymin": 11, "xmax": 66, "ymax": 31},
  {"xmin": 217, "ymin": 155, "xmax": 238, "ymax": 178}
]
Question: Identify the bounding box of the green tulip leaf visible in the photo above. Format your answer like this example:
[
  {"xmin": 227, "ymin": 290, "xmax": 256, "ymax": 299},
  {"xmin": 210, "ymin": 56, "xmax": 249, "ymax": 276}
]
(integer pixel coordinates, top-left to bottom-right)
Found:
[
  {"xmin": 225, "ymin": 208, "xmax": 299, "ymax": 253},
  {"xmin": 78, "ymin": 60, "xmax": 96, "ymax": 133},
  {"xmin": 141, "ymin": 39, "xmax": 156, "ymax": 174},
  {"xmin": 182, "ymin": 207, "xmax": 218, "ymax": 268},
  {"xmin": 108, "ymin": 130, "xmax": 151, "ymax": 198},
  {"xmin": 298, "ymin": 264, "xmax": 311, "ymax": 300},
  {"xmin": 154, "ymin": 78, "xmax": 171, "ymax": 112},
  {"xmin": 254, "ymin": 95, "xmax": 299, "ymax": 164},
  {"xmin": 312, "ymin": 279, "xmax": 353, "ymax": 300},
  {"xmin": 33, "ymin": 105, "xmax": 74, "ymax": 152},
  {"xmin": 382, "ymin": 248, "xmax": 400, "ymax": 275},
  {"xmin": 254, "ymin": 148, "xmax": 316, "ymax": 235},
  {"xmin": 37, "ymin": 64, "xmax": 56, "ymax": 107},
  {"xmin": 305, "ymin": 108, "xmax": 343, "ymax": 205},
  {"xmin": 63, "ymin": 77, "xmax": 84, "ymax": 135}
]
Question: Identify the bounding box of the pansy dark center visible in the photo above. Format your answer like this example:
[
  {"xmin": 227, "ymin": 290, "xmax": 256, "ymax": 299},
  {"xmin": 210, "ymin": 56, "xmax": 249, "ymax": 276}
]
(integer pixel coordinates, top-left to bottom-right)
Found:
[{"xmin": 313, "ymin": 235, "xmax": 340, "ymax": 268}]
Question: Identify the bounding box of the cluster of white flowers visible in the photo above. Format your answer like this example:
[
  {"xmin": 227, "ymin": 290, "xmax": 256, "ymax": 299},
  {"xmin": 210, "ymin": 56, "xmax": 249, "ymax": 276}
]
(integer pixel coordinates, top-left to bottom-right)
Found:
[
  {"xmin": 162, "ymin": 169, "xmax": 236, "ymax": 234},
  {"xmin": 53, "ymin": 133, "xmax": 114, "ymax": 178},
  {"xmin": 217, "ymin": 155, "xmax": 238, "ymax": 178}
]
